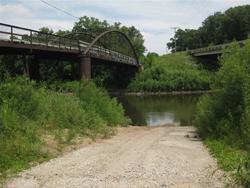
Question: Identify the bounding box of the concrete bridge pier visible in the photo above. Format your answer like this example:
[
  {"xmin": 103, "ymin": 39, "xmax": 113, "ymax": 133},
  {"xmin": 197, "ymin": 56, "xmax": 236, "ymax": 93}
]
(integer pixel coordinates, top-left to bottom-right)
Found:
[{"xmin": 79, "ymin": 55, "xmax": 91, "ymax": 80}]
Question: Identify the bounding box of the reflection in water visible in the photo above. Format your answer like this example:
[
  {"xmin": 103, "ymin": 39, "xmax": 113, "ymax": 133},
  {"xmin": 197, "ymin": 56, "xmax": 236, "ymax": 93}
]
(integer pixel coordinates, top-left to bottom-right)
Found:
[
  {"xmin": 117, "ymin": 95, "xmax": 202, "ymax": 126},
  {"xmin": 146, "ymin": 112, "xmax": 175, "ymax": 126}
]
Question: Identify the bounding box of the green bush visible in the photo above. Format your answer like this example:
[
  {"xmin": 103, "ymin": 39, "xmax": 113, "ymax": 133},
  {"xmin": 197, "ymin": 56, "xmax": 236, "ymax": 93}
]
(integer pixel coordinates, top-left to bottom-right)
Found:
[
  {"xmin": 77, "ymin": 82, "xmax": 130, "ymax": 127},
  {"xmin": 0, "ymin": 78, "xmax": 46, "ymax": 177},
  {"xmin": 195, "ymin": 40, "xmax": 250, "ymax": 187},
  {"xmin": 128, "ymin": 52, "xmax": 213, "ymax": 92},
  {"xmin": 0, "ymin": 77, "xmax": 130, "ymax": 181}
]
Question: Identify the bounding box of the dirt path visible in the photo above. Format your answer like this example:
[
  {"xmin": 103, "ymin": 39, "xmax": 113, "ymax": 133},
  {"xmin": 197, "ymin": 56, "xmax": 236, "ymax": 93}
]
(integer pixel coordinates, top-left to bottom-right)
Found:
[{"xmin": 6, "ymin": 126, "xmax": 225, "ymax": 188}]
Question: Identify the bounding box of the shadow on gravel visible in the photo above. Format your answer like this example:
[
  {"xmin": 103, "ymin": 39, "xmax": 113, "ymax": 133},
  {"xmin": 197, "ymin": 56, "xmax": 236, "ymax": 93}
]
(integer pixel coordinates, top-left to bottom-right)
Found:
[{"xmin": 185, "ymin": 131, "xmax": 202, "ymax": 141}]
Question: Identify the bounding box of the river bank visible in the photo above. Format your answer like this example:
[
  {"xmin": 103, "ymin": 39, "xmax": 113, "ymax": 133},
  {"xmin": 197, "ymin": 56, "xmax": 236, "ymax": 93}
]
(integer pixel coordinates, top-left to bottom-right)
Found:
[
  {"xmin": 109, "ymin": 90, "xmax": 215, "ymax": 96},
  {"xmin": 124, "ymin": 90, "xmax": 215, "ymax": 96},
  {"xmin": 108, "ymin": 90, "xmax": 217, "ymax": 96},
  {"xmin": 5, "ymin": 126, "xmax": 227, "ymax": 188}
]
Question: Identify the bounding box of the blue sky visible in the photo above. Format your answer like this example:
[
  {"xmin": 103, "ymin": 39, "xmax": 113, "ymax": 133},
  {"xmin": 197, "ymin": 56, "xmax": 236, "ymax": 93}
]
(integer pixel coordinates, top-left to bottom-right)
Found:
[{"xmin": 1, "ymin": 0, "xmax": 250, "ymax": 54}]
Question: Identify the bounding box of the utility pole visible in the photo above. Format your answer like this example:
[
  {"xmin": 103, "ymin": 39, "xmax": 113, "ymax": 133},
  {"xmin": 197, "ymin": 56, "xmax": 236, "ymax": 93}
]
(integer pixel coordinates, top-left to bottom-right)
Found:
[{"xmin": 171, "ymin": 27, "xmax": 179, "ymax": 53}]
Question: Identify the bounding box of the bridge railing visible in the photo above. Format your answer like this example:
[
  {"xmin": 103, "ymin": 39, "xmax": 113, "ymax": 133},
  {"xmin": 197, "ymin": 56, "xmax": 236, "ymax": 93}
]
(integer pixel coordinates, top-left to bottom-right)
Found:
[
  {"xmin": 188, "ymin": 40, "xmax": 246, "ymax": 55},
  {"xmin": 0, "ymin": 23, "xmax": 138, "ymax": 66},
  {"xmin": 78, "ymin": 41, "xmax": 137, "ymax": 65},
  {"xmin": 88, "ymin": 45, "xmax": 137, "ymax": 65},
  {"xmin": 0, "ymin": 23, "xmax": 79, "ymax": 51}
]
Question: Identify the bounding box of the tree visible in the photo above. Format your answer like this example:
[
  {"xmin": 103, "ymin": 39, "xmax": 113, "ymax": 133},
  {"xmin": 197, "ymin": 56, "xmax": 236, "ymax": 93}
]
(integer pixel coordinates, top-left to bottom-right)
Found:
[
  {"xmin": 73, "ymin": 16, "xmax": 146, "ymax": 57},
  {"xmin": 167, "ymin": 29, "xmax": 201, "ymax": 52},
  {"xmin": 167, "ymin": 5, "xmax": 250, "ymax": 52}
]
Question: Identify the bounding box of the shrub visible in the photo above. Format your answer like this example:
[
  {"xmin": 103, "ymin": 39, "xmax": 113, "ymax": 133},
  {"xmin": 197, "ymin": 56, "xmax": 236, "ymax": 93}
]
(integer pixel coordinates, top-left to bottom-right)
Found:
[
  {"xmin": 0, "ymin": 78, "xmax": 46, "ymax": 177},
  {"xmin": 128, "ymin": 52, "xmax": 213, "ymax": 92},
  {"xmin": 77, "ymin": 82, "xmax": 131, "ymax": 127},
  {"xmin": 195, "ymin": 40, "xmax": 250, "ymax": 187},
  {"xmin": 0, "ymin": 77, "xmax": 130, "ymax": 181}
]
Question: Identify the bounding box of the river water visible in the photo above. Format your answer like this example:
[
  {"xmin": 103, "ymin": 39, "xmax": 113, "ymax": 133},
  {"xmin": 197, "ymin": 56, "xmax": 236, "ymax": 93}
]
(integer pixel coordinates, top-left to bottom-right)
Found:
[{"xmin": 117, "ymin": 94, "xmax": 202, "ymax": 126}]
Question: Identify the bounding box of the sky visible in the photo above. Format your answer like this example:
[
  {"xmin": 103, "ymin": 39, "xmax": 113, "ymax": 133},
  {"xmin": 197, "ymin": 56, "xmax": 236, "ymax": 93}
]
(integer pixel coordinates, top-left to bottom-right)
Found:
[{"xmin": 0, "ymin": 0, "xmax": 250, "ymax": 54}]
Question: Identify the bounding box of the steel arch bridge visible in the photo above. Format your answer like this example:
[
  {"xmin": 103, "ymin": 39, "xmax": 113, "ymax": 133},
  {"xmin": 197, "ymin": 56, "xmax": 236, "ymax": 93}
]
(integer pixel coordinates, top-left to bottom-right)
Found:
[{"xmin": 0, "ymin": 23, "xmax": 142, "ymax": 80}]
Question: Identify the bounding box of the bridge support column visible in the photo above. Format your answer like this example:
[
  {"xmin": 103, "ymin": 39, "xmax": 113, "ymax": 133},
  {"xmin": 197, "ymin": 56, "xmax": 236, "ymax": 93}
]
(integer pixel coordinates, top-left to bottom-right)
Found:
[
  {"xmin": 29, "ymin": 56, "xmax": 40, "ymax": 81},
  {"xmin": 22, "ymin": 55, "xmax": 30, "ymax": 77},
  {"xmin": 138, "ymin": 64, "xmax": 144, "ymax": 72},
  {"xmin": 79, "ymin": 55, "xmax": 91, "ymax": 80}
]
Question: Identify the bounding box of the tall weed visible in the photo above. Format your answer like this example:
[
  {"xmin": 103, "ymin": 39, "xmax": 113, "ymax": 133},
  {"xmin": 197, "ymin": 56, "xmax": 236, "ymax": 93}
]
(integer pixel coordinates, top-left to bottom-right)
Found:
[
  {"xmin": 128, "ymin": 52, "xmax": 212, "ymax": 92},
  {"xmin": 0, "ymin": 77, "xmax": 130, "ymax": 181}
]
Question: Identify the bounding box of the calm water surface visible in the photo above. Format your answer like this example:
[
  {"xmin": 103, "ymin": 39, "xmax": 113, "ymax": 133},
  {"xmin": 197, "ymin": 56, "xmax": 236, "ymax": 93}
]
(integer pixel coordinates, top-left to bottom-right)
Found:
[{"xmin": 117, "ymin": 95, "xmax": 202, "ymax": 126}]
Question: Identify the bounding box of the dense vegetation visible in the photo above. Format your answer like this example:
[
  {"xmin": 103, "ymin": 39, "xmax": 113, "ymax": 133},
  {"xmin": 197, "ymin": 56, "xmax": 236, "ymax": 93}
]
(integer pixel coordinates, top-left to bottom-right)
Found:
[
  {"xmin": 127, "ymin": 52, "xmax": 212, "ymax": 92},
  {"xmin": 167, "ymin": 5, "xmax": 250, "ymax": 52},
  {"xmin": 0, "ymin": 77, "xmax": 130, "ymax": 182},
  {"xmin": 195, "ymin": 40, "xmax": 250, "ymax": 187},
  {"xmin": 0, "ymin": 16, "xmax": 145, "ymax": 181}
]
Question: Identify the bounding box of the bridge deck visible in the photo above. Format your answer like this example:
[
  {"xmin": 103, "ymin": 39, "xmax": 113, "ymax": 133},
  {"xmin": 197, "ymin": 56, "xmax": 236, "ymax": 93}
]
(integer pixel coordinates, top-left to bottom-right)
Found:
[
  {"xmin": 189, "ymin": 40, "xmax": 246, "ymax": 57},
  {"xmin": 0, "ymin": 23, "xmax": 138, "ymax": 67}
]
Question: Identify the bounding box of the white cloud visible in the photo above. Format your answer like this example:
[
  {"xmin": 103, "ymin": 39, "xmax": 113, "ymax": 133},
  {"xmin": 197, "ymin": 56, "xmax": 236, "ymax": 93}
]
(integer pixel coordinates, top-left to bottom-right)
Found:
[
  {"xmin": 0, "ymin": 4, "xmax": 33, "ymax": 18},
  {"xmin": 142, "ymin": 31, "xmax": 173, "ymax": 54},
  {"xmin": 0, "ymin": 18, "xmax": 74, "ymax": 32}
]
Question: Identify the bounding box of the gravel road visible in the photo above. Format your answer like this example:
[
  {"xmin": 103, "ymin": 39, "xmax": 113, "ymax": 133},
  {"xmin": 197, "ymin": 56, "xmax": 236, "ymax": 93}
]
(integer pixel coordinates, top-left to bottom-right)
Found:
[{"xmin": 6, "ymin": 126, "xmax": 225, "ymax": 188}]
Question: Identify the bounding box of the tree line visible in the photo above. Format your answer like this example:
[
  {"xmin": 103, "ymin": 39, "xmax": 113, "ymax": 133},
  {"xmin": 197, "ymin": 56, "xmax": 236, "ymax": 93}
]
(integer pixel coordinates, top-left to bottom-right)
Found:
[
  {"xmin": 39, "ymin": 16, "xmax": 146, "ymax": 58},
  {"xmin": 167, "ymin": 5, "xmax": 250, "ymax": 52}
]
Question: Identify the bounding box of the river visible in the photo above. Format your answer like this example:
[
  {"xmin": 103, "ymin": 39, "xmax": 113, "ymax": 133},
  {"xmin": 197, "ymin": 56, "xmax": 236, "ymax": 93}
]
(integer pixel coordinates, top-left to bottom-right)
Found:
[{"xmin": 117, "ymin": 94, "xmax": 202, "ymax": 126}]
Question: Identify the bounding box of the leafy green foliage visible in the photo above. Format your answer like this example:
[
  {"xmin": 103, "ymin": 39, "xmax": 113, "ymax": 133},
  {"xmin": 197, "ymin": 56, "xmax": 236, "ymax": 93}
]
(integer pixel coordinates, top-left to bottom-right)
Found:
[
  {"xmin": 0, "ymin": 77, "xmax": 130, "ymax": 181},
  {"xmin": 205, "ymin": 139, "xmax": 248, "ymax": 171},
  {"xmin": 167, "ymin": 5, "xmax": 250, "ymax": 52},
  {"xmin": 0, "ymin": 56, "xmax": 26, "ymax": 81},
  {"xmin": 195, "ymin": 40, "xmax": 250, "ymax": 187},
  {"xmin": 167, "ymin": 29, "xmax": 201, "ymax": 52},
  {"xmin": 73, "ymin": 16, "xmax": 146, "ymax": 57},
  {"xmin": 0, "ymin": 78, "xmax": 46, "ymax": 178},
  {"xmin": 77, "ymin": 82, "xmax": 130, "ymax": 127},
  {"xmin": 128, "ymin": 52, "xmax": 212, "ymax": 92}
]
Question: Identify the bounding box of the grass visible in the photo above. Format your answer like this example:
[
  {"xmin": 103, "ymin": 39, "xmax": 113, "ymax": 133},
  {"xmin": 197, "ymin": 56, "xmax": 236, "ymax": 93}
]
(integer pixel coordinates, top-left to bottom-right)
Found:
[
  {"xmin": 0, "ymin": 77, "xmax": 131, "ymax": 183},
  {"xmin": 204, "ymin": 139, "xmax": 250, "ymax": 186},
  {"xmin": 127, "ymin": 52, "xmax": 213, "ymax": 92},
  {"xmin": 205, "ymin": 139, "xmax": 248, "ymax": 171}
]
